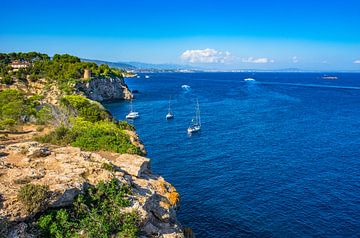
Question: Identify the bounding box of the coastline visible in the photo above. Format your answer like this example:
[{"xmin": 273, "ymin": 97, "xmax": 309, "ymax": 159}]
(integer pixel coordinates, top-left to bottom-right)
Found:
[{"xmin": 0, "ymin": 55, "xmax": 190, "ymax": 237}]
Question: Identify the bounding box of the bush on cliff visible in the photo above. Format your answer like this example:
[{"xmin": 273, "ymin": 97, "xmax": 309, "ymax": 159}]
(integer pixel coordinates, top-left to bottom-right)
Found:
[
  {"xmin": 38, "ymin": 118, "xmax": 143, "ymax": 155},
  {"xmin": 17, "ymin": 184, "xmax": 50, "ymax": 214},
  {"xmin": 61, "ymin": 95, "xmax": 110, "ymax": 123},
  {"xmin": 0, "ymin": 89, "xmax": 28, "ymax": 122},
  {"xmin": 37, "ymin": 179, "xmax": 139, "ymax": 238},
  {"xmin": 0, "ymin": 89, "xmax": 53, "ymax": 129}
]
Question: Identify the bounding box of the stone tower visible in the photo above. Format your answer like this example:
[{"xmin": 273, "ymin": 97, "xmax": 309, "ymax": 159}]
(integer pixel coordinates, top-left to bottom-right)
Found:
[{"xmin": 83, "ymin": 69, "xmax": 91, "ymax": 79}]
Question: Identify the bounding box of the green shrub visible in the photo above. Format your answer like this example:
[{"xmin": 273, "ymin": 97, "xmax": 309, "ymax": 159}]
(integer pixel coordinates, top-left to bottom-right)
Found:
[
  {"xmin": 0, "ymin": 75, "xmax": 13, "ymax": 85},
  {"xmin": 117, "ymin": 121, "xmax": 135, "ymax": 131},
  {"xmin": 0, "ymin": 89, "xmax": 26, "ymax": 121},
  {"xmin": 37, "ymin": 119, "xmax": 143, "ymax": 155},
  {"xmin": 101, "ymin": 163, "xmax": 115, "ymax": 172},
  {"xmin": 0, "ymin": 89, "xmax": 46, "ymax": 126},
  {"xmin": 70, "ymin": 119, "xmax": 142, "ymax": 155},
  {"xmin": 0, "ymin": 118, "xmax": 16, "ymax": 130},
  {"xmin": 17, "ymin": 184, "xmax": 49, "ymax": 214},
  {"xmin": 37, "ymin": 179, "xmax": 138, "ymax": 238},
  {"xmin": 61, "ymin": 95, "xmax": 110, "ymax": 122},
  {"xmin": 36, "ymin": 106, "xmax": 53, "ymax": 124},
  {"xmin": 37, "ymin": 125, "xmax": 75, "ymax": 146}
]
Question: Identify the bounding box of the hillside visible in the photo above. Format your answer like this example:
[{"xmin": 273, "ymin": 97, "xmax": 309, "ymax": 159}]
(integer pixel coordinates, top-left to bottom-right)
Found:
[{"xmin": 0, "ymin": 52, "xmax": 190, "ymax": 238}]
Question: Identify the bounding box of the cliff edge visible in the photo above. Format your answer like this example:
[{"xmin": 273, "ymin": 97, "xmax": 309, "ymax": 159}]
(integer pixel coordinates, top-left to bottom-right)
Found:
[
  {"xmin": 0, "ymin": 52, "xmax": 189, "ymax": 238},
  {"xmin": 0, "ymin": 140, "xmax": 183, "ymax": 237}
]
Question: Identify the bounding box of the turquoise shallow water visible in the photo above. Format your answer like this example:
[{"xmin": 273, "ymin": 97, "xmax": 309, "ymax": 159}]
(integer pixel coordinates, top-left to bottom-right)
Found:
[{"xmin": 105, "ymin": 72, "xmax": 360, "ymax": 237}]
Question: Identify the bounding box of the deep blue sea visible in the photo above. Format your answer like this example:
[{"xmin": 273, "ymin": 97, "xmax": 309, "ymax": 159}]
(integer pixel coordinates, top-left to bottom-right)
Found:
[{"xmin": 105, "ymin": 73, "xmax": 360, "ymax": 237}]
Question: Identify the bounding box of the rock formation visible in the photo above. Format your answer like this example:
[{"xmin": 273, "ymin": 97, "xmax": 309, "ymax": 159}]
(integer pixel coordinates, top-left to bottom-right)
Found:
[
  {"xmin": 0, "ymin": 73, "xmax": 187, "ymax": 237},
  {"xmin": 76, "ymin": 77, "xmax": 133, "ymax": 102},
  {"xmin": 0, "ymin": 140, "xmax": 184, "ymax": 237}
]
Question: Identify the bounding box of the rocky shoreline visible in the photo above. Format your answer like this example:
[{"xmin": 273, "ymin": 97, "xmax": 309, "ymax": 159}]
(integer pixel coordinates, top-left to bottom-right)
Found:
[{"xmin": 0, "ymin": 73, "xmax": 192, "ymax": 237}]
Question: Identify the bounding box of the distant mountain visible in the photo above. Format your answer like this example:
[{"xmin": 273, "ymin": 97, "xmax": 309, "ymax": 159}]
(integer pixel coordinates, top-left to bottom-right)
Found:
[
  {"xmin": 81, "ymin": 58, "xmax": 137, "ymax": 70},
  {"xmin": 81, "ymin": 58, "xmax": 197, "ymax": 72},
  {"xmin": 123, "ymin": 61, "xmax": 195, "ymax": 70}
]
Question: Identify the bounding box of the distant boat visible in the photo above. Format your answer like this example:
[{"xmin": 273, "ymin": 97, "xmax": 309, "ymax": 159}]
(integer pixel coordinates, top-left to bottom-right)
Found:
[
  {"xmin": 126, "ymin": 100, "xmax": 139, "ymax": 119},
  {"xmin": 322, "ymin": 75, "xmax": 338, "ymax": 80},
  {"xmin": 187, "ymin": 99, "xmax": 201, "ymax": 134},
  {"xmin": 244, "ymin": 78, "xmax": 255, "ymax": 81},
  {"xmin": 145, "ymin": 75, "xmax": 150, "ymax": 79},
  {"xmin": 182, "ymin": 85, "xmax": 191, "ymax": 90},
  {"xmin": 166, "ymin": 97, "xmax": 174, "ymax": 119}
]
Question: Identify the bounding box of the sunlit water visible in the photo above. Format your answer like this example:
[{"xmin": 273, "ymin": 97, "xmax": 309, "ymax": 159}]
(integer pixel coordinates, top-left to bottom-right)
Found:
[{"xmin": 105, "ymin": 73, "xmax": 360, "ymax": 237}]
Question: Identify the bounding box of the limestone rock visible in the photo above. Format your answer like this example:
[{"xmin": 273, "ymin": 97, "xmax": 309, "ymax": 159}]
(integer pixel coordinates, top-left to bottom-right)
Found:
[
  {"xmin": 76, "ymin": 77, "xmax": 133, "ymax": 102},
  {"xmin": 0, "ymin": 141, "xmax": 184, "ymax": 237}
]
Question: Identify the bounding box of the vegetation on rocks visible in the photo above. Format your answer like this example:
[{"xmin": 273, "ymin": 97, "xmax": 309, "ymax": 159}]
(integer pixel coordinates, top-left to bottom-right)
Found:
[
  {"xmin": 37, "ymin": 179, "xmax": 139, "ymax": 238},
  {"xmin": 0, "ymin": 52, "xmax": 126, "ymax": 95},
  {"xmin": 17, "ymin": 184, "xmax": 50, "ymax": 214},
  {"xmin": 0, "ymin": 89, "xmax": 51, "ymax": 129},
  {"xmin": 0, "ymin": 52, "xmax": 151, "ymax": 237},
  {"xmin": 38, "ymin": 118, "xmax": 143, "ymax": 155},
  {"xmin": 61, "ymin": 95, "xmax": 110, "ymax": 122}
]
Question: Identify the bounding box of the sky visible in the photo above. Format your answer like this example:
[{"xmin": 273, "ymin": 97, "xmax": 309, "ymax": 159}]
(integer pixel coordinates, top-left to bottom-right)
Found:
[{"xmin": 1, "ymin": 0, "xmax": 360, "ymax": 70}]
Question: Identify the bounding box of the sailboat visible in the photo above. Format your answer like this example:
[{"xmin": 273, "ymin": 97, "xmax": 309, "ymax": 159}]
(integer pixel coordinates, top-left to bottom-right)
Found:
[
  {"xmin": 187, "ymin": 99, "xmax": 201, "ymax": 133},
  {"xmin": 166, "ymin": 97, "xmax": 174, "ymax": 119},
  {"xmin": 126, "ymin": 100, "xmax": 139, "ymax": 119}
]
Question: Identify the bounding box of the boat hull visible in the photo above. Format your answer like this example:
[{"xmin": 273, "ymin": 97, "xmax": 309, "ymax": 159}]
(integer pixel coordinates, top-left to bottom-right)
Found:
[{"xmin": 187, "ymin": 125, "xmax": 201, "ymax": 133}]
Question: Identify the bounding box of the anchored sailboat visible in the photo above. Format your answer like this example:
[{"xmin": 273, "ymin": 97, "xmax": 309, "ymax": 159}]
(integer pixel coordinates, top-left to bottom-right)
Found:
[
  {"xmin": 126, "ymin": 100, "xmax": 139, "ymax": 119},
  {"xmin": 187, "ymin": 99, "xmax": 201, "ymax": 133},
  {"xmin": 166, "ymin": 97, "xmax": 174, "ymax": 119}
]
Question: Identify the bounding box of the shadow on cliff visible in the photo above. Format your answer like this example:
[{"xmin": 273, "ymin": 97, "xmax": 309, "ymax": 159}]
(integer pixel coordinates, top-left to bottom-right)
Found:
[
  {"xmin": 0, "ymin": 193, "xmax": 3, "ymax": 210},
  {"xmin": 0, "ymin": 193, "xmax": 8, "ymax": 237}
]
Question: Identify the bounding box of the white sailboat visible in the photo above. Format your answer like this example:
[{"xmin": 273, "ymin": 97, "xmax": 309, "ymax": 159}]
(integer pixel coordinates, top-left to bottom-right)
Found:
[
  {"xmin": 126, "ymin": 100, "xmax": 139, "ymax": 119},
  {"xmin": 187, "ymin": 99, "xmax": 201, "ymax": 133},
  {"xmin": 166, "ymin": 97, "xmax": 174, "ymax": 119}
]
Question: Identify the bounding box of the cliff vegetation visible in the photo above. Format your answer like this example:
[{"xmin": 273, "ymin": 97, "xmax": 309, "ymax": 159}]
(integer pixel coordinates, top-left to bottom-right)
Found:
[{"xmin": 0, "ymin": 52, "xmax": 184, "ymax": 237}]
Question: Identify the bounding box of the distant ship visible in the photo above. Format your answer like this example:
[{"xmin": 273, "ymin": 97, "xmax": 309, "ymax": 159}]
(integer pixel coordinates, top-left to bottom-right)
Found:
[
  {"xmin": 145, "ymin": 75, "xmax": 150, "ymax": 79},
  {"xmin": 244, "ymin": 78, "xmax": 255, "ymax": 81},
  {"xmin": 181, "ymin": 85, "xmax": 191, "ymax": 90},
  {"xmin": 322, "ymin": 75, "xmax": 338, "ymax": 80}
]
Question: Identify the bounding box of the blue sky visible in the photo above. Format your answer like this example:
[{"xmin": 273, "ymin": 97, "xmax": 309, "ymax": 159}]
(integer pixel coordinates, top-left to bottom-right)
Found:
[{"xmin": 1, "ymin": 0, "xmax": 360, "ymax": 70}]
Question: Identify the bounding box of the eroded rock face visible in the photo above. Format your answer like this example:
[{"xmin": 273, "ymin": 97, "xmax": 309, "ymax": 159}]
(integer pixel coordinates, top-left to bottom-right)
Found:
[
  {"xmin": 0, "ymin": 142, "xmax": 184, "ymax": 238},
  {"xmin": 77, "ymin": 77, "xmax": 133, "ymax": 102}
]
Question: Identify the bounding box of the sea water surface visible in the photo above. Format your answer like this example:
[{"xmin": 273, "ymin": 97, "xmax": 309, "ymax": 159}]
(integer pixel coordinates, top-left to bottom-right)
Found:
[{"xmin": 105, "ymin": 73, "xmax": 360, "ymax": 237}]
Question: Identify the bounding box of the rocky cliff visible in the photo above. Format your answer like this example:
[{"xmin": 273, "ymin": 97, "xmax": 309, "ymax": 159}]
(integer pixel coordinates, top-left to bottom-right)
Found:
[
  {"xmin": 76, "ymin": 77, "xmax": 133, "ymax": 102},
  {"xmin": 0, "ymin": 140, "xmax": 183, "ymax": 237},
  {"xmin": 0, "ymin": 74, "xmax": 188, "ymax": 237}
]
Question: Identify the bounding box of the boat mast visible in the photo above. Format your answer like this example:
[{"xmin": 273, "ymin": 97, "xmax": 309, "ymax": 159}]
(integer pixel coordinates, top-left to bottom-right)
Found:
[
  {"xmin": 196, "ymin": 99, "xmax": 201, "ymax": 126},
  {"xmin": 168, "ymin": 96, "xmax": 172, "ymax": 113}
]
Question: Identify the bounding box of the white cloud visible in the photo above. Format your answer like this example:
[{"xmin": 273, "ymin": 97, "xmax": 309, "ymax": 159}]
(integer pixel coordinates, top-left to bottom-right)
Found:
[
  {"xmin": 354, "ymin": 60, "xmax": 360, "ymax": 64},
  {"xmin": 242, "ymin": 57, "xmax": 274, "ymax": 64},
  {"xmin": 292, "ymin": 56, "xmax": 299, "ymax": 63},
  {"xmin": 180, "ymin": 48, "xmax": 231, "ymax": 63}
]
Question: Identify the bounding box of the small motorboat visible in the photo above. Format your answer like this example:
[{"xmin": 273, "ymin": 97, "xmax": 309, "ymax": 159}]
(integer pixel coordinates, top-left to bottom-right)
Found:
[{"xmin": 244, "ymin": 78, "xmax": 255, "ymax": 81}]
